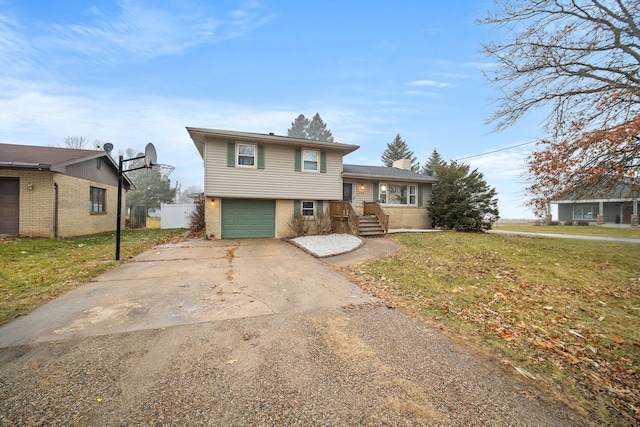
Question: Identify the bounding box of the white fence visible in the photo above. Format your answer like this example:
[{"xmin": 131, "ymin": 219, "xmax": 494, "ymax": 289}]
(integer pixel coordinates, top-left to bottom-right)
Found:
[{"xmin": 161, "ymin": 203, "xmax": 195, "ymax": 229}]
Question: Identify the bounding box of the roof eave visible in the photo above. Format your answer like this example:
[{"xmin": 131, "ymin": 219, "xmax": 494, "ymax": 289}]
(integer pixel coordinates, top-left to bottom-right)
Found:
[
  {"xmin": 186, "ymin": 126, "xmax": 359, "ymax": 156},
  {"xmin": 342, "ymin": 172, "xmax": 438, "ymax": 183},
  {"xmin": 0, "ymin": 162, "xmax": 53, "ymax": 171}
]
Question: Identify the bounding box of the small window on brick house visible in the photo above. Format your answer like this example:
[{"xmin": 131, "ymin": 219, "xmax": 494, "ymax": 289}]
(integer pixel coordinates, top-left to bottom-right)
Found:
[{"xmin": 90, "ymin": 187, "xmax": 106, "ymax": 213}]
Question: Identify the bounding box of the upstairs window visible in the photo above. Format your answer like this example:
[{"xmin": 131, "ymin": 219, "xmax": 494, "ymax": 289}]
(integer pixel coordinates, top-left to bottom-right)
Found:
[
  {"xmin": 303, "ymin": 150, "xmax": 318, "ymax": 171},
  {"xmin": 237, "ymin": 144, "xmax": 256, "ymax": 167}
]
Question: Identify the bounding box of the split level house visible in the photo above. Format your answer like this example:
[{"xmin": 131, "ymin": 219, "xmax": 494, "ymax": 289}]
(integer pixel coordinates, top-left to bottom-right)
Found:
[
  {"xmin": 0, "ymin": 143, "xmax": 132, "ymax": 238},
  {"xmin": 553, "ymin": 180, "xmax": 640, "ymax": 225},
  {"xmin": 187, "ymin": 127, "xmax": 437, "ymax": 239}
]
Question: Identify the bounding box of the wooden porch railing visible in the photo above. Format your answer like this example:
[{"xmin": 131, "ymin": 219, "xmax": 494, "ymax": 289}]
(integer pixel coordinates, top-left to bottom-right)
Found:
[
  {"xmin": 330, "ymin": 201, "xmax": 359, "ymax": 236},
  {"xmin": 363, "ymin": 201, "xmax": 389, "ymax": 234}
]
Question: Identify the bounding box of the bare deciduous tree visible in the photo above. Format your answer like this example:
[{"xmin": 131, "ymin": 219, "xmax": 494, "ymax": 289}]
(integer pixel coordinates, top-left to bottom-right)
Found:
[
  {"xmin": 480, "ymin": 0, "xmax": 639, "ymax": 135},
  {"xmin": 480, "ymin": 1, "xmax": 640, "ymax": 218},
  {"xmin": 63, "ymin": 136, "xmax": 87, "ymax": 149}
]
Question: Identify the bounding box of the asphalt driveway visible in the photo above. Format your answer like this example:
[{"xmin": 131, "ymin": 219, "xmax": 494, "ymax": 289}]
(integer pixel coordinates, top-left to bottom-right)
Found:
[{"xmin": 0, "ymin": 238, "xmax": 590, "ymax": 425}]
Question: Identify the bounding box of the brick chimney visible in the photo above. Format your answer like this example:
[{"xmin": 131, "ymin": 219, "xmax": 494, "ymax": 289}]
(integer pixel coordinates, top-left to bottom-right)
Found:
[{"xmin": 392, "ymin": 158, "xmax": 412, "ymax": 171}]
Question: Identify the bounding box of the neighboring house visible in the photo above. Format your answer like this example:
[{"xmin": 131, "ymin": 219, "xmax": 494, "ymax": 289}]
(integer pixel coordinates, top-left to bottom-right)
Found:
[
  {"xmin": 552, "ymin": 181, "xmax": 640, "ymax": 225},
  {"xmin": 0, "ymin": 143, "xmax": 132, "ymax": 237},
  {"xmin": 187, "ymin": 127, "xmax": 437, "ymax": 239}
]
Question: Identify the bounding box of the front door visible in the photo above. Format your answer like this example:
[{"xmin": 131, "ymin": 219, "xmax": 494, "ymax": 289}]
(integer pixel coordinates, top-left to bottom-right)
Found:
[
  {"xmin": 0, "ymin": 178, "xmax": 19, "ymax": 235},
  {"xmin": 622, "ymin": 205, "xmax": 633, "ymax": 224},
  {"xmin": 343, "ymin": 183, "xmax": 353, "ymax": 203}
]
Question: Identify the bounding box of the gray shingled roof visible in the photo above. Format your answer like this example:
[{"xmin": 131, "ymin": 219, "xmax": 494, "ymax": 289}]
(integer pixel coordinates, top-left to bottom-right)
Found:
[
  {"xmin": 0, "ymin": 143, "xmax": 104, "ymax": 167},
  {"xmin": 0, "ymin": 143, "xmax": 133, "ymax": 188},
  {"xmin": 553, "ymin": 181, "xmax": 639, "ymax": 202},
  {"xmin": 343, "ymin": 164, "xmax": 437, "ymax": 182}
]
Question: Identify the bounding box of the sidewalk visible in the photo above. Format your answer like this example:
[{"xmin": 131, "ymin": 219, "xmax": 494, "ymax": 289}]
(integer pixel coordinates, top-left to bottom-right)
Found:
[{"xmin": 489, "ymin": 229, "xmax": 640, "ymax": 244}]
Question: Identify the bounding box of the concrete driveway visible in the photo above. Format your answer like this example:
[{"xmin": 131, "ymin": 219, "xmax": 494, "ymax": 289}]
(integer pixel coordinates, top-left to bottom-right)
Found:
[
  {"xmin": 0, "ymin": 238, "xmax": 589, "ymax": 425},
  {"xmin": 0, "ymin": 239, "xmax": 375, "ymax": 348}
]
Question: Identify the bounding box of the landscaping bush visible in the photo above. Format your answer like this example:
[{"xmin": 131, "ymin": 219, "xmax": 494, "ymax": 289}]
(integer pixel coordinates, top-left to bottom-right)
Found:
[
  {"xmin": 287, "ymin": 213, "xmax": 309, "ymax": 237},
  {"xmin": 548, "ymin": 220, "xmax": 560, "ymax": 225},
  {"xmin": 564, "ymin": 220, "xmax": 573, "ymax": 226},
  {"xmin": 577, "ymin": 220, "xmax": 590, "ymax": 226},
  {"xmin": 190, "ymin": 200, "xmax": 205, "ymax": 232},
  {"xmin": 314, "ymin": 213, "xmax": 332, "ymax": 235}
]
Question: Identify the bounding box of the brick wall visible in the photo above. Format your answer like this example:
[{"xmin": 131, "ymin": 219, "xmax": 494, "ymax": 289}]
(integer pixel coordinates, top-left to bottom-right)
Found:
[
  {"xmin": 0, "ymin": 169, "xmax": 125, "ymax": 238},
  {"xmin": 276, "ymin": 199, "xmax": 295, "ymax": 239},
  {"xmin": 55, "ymin": 175, "xmax": 124, "ymax": 238},
  {"xmin": 205, "ymin": 197, "xmax": 220, "ymax": 239},
  {"xmin": 384, "ymin": 206, "xmax": 431, "ymax": 229}
]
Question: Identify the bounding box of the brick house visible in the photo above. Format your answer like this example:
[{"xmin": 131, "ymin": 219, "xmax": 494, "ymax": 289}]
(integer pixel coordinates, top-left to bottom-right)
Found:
[{"xmin": 0, "ymin": 143, "xmax": 132, "ymax": 238}]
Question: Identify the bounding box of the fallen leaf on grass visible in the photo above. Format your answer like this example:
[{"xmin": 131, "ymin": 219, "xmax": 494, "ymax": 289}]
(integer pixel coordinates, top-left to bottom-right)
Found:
[
  {"xmin": 612, "ymin": 336, "xmax": 625, "ymax": 344},
  {"xmin": 536, "ymin": 340, "xmax": 555, "ymax": 350}
]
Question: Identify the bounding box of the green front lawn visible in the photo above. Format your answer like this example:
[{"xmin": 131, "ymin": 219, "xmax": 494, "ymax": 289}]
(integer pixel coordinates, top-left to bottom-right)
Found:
[{"xmin": 344, "ymin": 232, "xmax": 640, "ymax": 426}]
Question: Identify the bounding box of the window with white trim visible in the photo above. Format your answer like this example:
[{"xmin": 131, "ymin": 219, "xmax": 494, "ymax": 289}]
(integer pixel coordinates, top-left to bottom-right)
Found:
[
  {"xmin": 302, "ymin": 201, "xmax": 315, "ymax": 218},
  {"xmin": 379, "ymin": 183, "xmax": 417, "ymax": 205},
  {"xmin": 379, "ymin": 184, "xmax": 387, "ymax": 204},
  {"xmin": 90, "ymin": 186, "xmax": 106, "ymax": 213},
  {"xmin": 409, "ymin": 185, "xmax": 417, "ymax": 205},
  {"xmin": 237, "ymin": 144, "xmax": 256, "ymax": 167},
  {"xmin": 573, "ymin": 205, "xmax": 598, "ymax": 220},
  {"xmin": 303, "ymin": 150, "xmax": 318, "ymax": 171}
]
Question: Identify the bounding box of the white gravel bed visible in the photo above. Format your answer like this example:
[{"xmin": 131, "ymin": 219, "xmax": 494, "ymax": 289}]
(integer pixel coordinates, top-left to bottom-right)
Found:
[{"xmin": 291, "ymin": 233, "xmax": 363, "ymax": 257}]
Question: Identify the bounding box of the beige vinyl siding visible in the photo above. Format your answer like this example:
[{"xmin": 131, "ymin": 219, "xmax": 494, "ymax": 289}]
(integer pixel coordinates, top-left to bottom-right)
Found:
[{"xmin": 204, "ymin": 138, "xmax": 343, "ymax": 200}]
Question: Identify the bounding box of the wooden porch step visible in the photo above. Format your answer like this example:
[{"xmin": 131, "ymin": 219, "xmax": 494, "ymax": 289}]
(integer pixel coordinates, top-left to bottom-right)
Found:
[{"xmin": 358, "ymin": 215, "xmax": 386, "ymax": 237}]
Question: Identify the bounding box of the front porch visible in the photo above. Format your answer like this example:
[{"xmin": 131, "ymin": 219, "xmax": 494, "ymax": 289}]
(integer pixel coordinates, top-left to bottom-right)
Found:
[
  {"xmin": 330, "ymin": 201, "xmax": 389, "ymax": 237},
  {"xmin": 556, "ymin": 200, "xmax": 640, "ymax": 226}
]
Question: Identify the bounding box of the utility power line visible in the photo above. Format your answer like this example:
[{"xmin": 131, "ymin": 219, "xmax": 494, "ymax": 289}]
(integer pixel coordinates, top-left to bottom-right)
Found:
[{"xmin": 454, "ymin": 140, "xmax": 539, "ymax": 161}]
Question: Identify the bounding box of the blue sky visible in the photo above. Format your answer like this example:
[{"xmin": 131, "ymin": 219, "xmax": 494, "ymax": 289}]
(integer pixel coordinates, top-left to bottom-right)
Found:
[{"xmin": 0, "ymin": 0, "xmax": 549, "ymax": 218}]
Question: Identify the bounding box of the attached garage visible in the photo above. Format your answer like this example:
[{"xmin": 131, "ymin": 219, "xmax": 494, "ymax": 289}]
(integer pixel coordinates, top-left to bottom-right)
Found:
[
  {"xmin": 221, "ymin": 199, "xmax": 275, "ymax": 239},
  {"xmin": 0, "ymin": 178, "xmax": 19, "ymax": 235}
]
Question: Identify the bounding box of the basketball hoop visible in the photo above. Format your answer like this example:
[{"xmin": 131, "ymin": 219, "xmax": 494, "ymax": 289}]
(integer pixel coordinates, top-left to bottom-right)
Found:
[{"xmin": 152, "ymin": 163, "xmax": 175, "ymax": 182}]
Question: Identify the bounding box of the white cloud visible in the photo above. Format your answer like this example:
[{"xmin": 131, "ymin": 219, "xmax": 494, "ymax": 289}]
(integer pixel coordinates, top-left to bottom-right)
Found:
[
  {"xmin": 408, "ymin": 79, "xmax": 450, "ymax": 88},
  {"xmin": 463, "ymin": 61, "xmax": 498, "ymax": 69},
  {"xmin": 1, "ymin": 1, "xmax": 275, "ymax": 69}
]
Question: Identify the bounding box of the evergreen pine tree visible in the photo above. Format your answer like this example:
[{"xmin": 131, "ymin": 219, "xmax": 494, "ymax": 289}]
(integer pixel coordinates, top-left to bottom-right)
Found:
[
  {"xmin": 421, "ymin": 149, "xmax": 445, "ymax": 176},
  {"xmin": 306, "ymin": 113, "xmax": 334, "ymax": 142},
  {"xmin": 380, "ymin": 134, "xmax": 418, "ymax": 171},
  {"xmin": 429, "ymin": 161, "xmax": 499, "ymax": 232},
  {"xmin": 287, "ymin": 114, "xmax": 310, "ymax": 139}
]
